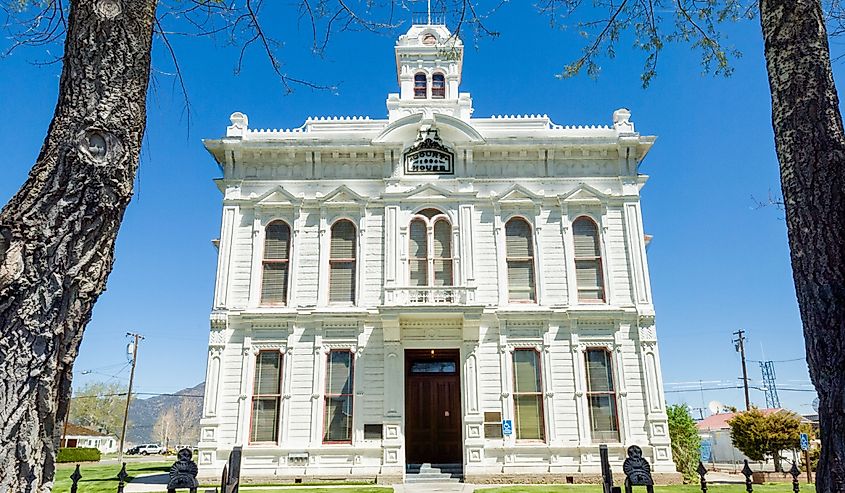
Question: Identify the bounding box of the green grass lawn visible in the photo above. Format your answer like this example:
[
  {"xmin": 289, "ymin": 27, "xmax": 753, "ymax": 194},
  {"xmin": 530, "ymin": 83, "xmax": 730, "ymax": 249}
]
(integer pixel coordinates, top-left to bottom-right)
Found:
[
  {"xmin": 475, "ymin": 485, "xmax": 805, "ymax": 493},
  {"xmin": 53, "ymin": 461, "xmax": 170, "ymax": 493},
  {"xmin": 240, "ymin": 489, "xmax": 392, "ymax": 493}
]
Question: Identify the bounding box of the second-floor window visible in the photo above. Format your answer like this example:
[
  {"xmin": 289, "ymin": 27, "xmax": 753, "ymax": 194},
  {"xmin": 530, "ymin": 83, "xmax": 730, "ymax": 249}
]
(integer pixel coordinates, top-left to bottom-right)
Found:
[
  {"xmin": 409, "ymin": 209, "xmax": 453, "ymax": 287},
  {"xmin": 250, "ymin": 351, "xmax": 282, "ymax": 443},
  {"xmin": 323, "ymin": 350, "xmax": 354, "ymax": 443},
  {"xmin": 573, "ymin": 217, "xmax": 605, "ymax": 302},
  {"xmin": 329, "ymin": 220, "xmax": 356, "ymax": 304},
  {"xmin": 261, "ymin": 221, "xmax": 291, "ymax": 305},
  {"xmin": 505, "ymin": 218, "xmax": 536, "ymax": 302},
  {"xmin": 585, "ymin": 348, "xmax": 620, "ymax": 442}
]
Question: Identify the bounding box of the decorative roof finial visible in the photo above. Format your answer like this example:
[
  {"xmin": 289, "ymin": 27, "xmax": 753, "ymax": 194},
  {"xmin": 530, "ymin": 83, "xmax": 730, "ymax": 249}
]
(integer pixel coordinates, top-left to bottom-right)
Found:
[{"xmin": 427, "ymin": 0, "xmax": 432, "ymax": 24}]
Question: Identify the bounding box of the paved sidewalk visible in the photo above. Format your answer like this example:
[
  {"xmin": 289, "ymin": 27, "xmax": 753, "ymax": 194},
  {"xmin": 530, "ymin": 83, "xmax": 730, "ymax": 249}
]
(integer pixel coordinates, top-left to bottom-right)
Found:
[{"xmin": 124, "ymin": 473, "xmax": 169, "ymax": 492}]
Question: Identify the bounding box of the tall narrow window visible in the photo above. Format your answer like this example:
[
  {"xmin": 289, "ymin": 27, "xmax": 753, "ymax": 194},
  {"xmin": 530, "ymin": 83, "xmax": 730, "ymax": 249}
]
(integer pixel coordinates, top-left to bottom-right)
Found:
[
  {"xmin": 250, "ymin": 351, "xmax": 282, "ymax": 442},
  {"xmin": 585, "ymin": 349, "xmax": 620, "ymax": 441},
  {"xmin": 432, "ymin": 73, "xmax": 446, "ymax": 99},
  {"xmin": 512, "ymin": 349, "xmax": 545, "ymax": 441},
  {"xmin": 261, "ymin": 221, "xmax": 291, "ymax": 305},
  {"xmin": 432, "ymin": 220, "xmax": 453, "ymax": 286},
  {"xmin": 409, "ymin": 219, "xmax": 428, "ymax": 287},
  {"xmin": 408, "ymin": 209, "xmax": 453, "ymax": 287},
  {"xmin": 329, "ymin": 220, "xmax": 356, "ymax": 303},
  {"xmin": 414, "ymin": 73, "xmax": 427, "ymax": 99},
  {"xmin": 573, "ymin": 217, "xmax": 605, "ymax": 302},
  {"xmin": 505, "ymin": 218, "xmax": 536, "ymax": 302},
  {"xmin": 324, "ymin": 350, "xmax": 354, "ymax": 442}
]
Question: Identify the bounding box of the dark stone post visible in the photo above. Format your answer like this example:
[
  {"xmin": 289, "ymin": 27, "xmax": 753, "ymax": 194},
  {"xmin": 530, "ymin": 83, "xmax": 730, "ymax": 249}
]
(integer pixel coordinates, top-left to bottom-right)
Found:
[
  {"xmin": 116, "ymin": 463, "xmax": 128, "ymax": 493},
  {"xmin": 789, "ymin": 460, "xmax": 801, "ymax": 493},
  {"xmin": 697, "ymin": 461, "xmax": 708, "ymax": 493},
  {"xmin": 741, "ymin": 460, "xmax": 754, "ymax": 493},
  {"xmin": 69, "ymin": 464, "xmax": 82, "ymax": 493},
  {"xmin": 222, "ymin": 446, "xmax": 243, "ymax": 493},
  {"xmin": 622, "ymin": 445, "xmax": 654, "ymax": 493}
]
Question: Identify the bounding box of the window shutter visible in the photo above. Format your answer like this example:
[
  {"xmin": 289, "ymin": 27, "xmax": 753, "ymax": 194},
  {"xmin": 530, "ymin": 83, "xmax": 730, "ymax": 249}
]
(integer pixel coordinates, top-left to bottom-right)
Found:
[
  {"xmin": 573, "ymin": 218, "xmax": 600, "ymax": 257},
  {"xmin": 409, "ymin": 220, "xmax": 428, "ymax": 286},
  {"xmin": 330, "ymin": 221, "xmax": 356, "ymax": 259},
  {"xmin": 433, "ymin": 220, "xmax": 452, "ymax": 286},
  {"xmin": 254, "ymin": 352, "xmax": 281, "ymax": 394},
  {"xmin": 505, "ymin": 219, "xmax": 533, "ymax": 257},
  {"xmin": 330, "ymin": 263, "xmax": 355, "ymax": 303},
  {"xmin": 264, "ymin": 222, "xmax": 291, "ymax": 260},
  {"xmin": 261, "ymin": 263, "xmax": 288, "ymax": 304},
  {"xmin": 330, "ymin": 221, "xmax": 356, "ymax": 303},
  {"xmin": 505, "ymin": 219, "xmax": 535, "ymax": 301}
]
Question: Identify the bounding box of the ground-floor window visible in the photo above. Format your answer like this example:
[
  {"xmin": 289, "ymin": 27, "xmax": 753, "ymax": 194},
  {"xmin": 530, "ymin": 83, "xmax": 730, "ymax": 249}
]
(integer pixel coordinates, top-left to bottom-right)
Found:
[
  {"xmin": 512, "ymin": 349, "xmax": 545, "ymax": 441},
  {"xmin": 250, "ymin": 351, "xmax": 283, "ymax": 443},
  {"xmin": 585, "ymin": 348, "xmax": 620, "ymax": 442},
  {"xmin": 323, "ymin": 350, "xmax": 354, "ymax": 443}
]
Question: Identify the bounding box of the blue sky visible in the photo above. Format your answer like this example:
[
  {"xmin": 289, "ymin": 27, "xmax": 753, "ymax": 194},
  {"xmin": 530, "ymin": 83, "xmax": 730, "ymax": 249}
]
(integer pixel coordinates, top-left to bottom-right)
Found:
[{"xmin": 0, "ymin": 3, "xmax": 820, "ymax": 417}]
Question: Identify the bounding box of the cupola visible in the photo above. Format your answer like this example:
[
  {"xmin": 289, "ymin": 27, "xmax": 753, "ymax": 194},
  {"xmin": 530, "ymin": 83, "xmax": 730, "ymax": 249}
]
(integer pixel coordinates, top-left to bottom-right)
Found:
[{"xmin": 387, "ymin": 23, "xmax": 473, "ymax": 121}]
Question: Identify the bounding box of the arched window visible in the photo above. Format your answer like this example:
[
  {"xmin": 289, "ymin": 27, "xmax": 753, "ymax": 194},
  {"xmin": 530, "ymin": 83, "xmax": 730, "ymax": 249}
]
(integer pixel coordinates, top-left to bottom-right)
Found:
[
  {"xmin": 505, "ymin": 218, "xmax": 536, "ymax": 302},
  {"xmin": 329, "ymin": 220, "xmax": 356, "ymax": 303},
  {"xmin": 408, "ymin": 209, "xmax": 453, "ymax": 286},
  {"xmin": 432, "ymin": 73, "xmax": 446, "ymax": 99},
  {"xmin": 573, "ymin": 217, "xmax": 605, "ymax": 302},
  {"xmin": 261, "ymin": 221, "xmax": 291, "ymax": 305},
  {"xmin": 414, "ymin": 72, "xmax": 427, "ymax": 99}
]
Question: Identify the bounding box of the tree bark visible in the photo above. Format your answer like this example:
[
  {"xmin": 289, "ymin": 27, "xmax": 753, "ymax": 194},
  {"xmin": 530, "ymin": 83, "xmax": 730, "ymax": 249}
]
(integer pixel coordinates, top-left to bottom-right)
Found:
[
  {"xmin": 759, "ymin": 2, "xmax": 845, "ymax": 492},
  {"xmin": 0, "ymin": 0, "xmax": 155, "ymax": 490}
]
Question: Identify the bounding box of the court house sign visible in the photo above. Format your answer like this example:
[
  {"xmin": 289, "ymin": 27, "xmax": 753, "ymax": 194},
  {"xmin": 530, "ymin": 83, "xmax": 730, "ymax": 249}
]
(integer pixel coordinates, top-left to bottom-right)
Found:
[{"xmin": 404, "ymin": 128, "xmax": 454, "ymax": 175}]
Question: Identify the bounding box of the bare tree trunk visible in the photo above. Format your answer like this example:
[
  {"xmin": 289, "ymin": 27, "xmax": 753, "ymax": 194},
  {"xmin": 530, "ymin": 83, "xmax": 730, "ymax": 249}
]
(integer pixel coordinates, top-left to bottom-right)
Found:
[
  {"xmin": 0, "ymin": 0, "xmax": 155, "ymax": 490},
  {"xmin": 759, "ymin": 2, "xmax": 845, "ymax": 492}
]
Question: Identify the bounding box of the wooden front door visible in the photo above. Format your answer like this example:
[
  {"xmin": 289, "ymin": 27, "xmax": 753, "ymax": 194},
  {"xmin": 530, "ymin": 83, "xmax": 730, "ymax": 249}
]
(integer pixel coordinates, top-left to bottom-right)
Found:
[{"xmin": 405, "ymin": 349, "xmax": 462, "ymax": 464}]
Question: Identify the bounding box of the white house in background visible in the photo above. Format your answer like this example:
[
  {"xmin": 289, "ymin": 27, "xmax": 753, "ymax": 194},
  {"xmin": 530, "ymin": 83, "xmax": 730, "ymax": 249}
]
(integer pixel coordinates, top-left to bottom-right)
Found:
[
  {"xmin": 61, "ymin": 424, "xmax": 118, "ymax": 454},
  {"xmin": 198, "ymin": 22, "xmax": 677, "ymax": 484}
]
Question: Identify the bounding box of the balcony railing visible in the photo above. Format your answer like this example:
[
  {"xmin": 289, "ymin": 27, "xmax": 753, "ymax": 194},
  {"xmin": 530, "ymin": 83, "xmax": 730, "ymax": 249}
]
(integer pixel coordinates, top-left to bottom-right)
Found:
[{"xmin": 384, "ymin": 286, "xmax": 476, "ymax": 306}]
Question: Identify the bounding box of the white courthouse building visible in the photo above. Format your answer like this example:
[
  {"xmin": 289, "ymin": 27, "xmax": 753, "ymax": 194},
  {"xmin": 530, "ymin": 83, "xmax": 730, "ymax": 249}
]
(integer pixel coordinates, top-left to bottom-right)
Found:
[{"xmin": 198, "ymin": 22, "xmax": 677, "ymax": 483}]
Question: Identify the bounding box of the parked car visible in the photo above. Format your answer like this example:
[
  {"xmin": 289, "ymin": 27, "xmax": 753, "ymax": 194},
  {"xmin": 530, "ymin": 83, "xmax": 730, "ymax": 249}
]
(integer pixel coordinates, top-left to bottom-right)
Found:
[{"xmin": 128, "ymin": 444, "xmax": 164, "ymax": 455}]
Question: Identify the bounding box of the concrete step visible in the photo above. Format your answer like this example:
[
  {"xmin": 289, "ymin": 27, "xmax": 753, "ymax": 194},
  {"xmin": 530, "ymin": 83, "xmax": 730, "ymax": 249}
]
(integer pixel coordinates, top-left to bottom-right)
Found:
[{"xmin": 405, "ymin": 463, "xmax": 463, "ymax": 484}]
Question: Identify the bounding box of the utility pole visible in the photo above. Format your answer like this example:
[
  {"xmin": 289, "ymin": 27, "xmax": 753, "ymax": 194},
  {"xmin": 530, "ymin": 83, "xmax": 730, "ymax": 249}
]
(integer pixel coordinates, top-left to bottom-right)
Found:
[
  {"xmin": 733, "ymin": 329, "xmax": 751, "ymax": 411},
  {"xmin": 118, "ymin": 332, "xmax": 143, "ymax": 463}
]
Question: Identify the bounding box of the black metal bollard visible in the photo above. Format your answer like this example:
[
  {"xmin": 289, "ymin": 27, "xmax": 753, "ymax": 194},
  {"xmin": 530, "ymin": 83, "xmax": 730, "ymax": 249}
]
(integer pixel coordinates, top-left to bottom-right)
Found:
[
  {"xmin": 741, "ymin": 460, "xmax": 754, "ymax": 493},
  {"xmin": 790, "ymin": 460, "xmax": 801, "ymax": 493},
  {"xmin": 600, "ymin": 444, "xmax": 613, "ymax": 493},
  {"xmin": 697, "ymin": 461, "xmax": 708, "ymax": 493},
  {"xmin": 70, "ymin": 464, "xmax": 82, "ymax": 493},
  {"xmin": 116, "ymin": 462, "xmax": 128, "ymax": 493}
]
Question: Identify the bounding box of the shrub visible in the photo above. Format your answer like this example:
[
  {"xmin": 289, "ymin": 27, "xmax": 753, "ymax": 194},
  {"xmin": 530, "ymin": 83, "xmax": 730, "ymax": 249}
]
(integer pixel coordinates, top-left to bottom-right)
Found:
[
  {"xmin": 667, "ymin": 404, "xmax": 701, "ymax": 482},
  {"xmin": 57, "ymin": 447, "xmax": 101, "ymax": 463}
]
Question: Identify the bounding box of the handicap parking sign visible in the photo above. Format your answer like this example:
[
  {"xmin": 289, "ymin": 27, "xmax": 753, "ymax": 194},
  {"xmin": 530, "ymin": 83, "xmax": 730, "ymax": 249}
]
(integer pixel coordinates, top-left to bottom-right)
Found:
[
  {"xmin": 502, "ymin": 420, "xmax": 513, "ymax": 436},
  {"xmin": 700, "ymin": 439, "xmax": 712, "ymax": 462},
  {"xmin": 800, "ymin": 433, "xmax": 809, "ymax": 451}
]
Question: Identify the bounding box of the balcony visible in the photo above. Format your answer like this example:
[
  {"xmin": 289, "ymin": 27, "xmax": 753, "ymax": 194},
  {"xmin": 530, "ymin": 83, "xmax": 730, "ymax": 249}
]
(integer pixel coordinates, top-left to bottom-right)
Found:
[{"xmin": 384, "ymin": 286, "xmax": 476, "ymax": 306}]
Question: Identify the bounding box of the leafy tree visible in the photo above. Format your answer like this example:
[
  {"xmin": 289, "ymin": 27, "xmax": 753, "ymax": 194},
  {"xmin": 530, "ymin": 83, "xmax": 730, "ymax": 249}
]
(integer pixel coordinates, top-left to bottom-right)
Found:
[
  {"xmin": 67, "ymin": 382, "xmax": 129, "ymax": 438},
  {"xmin": 151, "ymin": 409, "xmax": 175, "ymax": 449},
  {"xmin": 0, "ymin": 0, "xmax": 844, "ymax": 490},
  {"xmin": 728, "ymin": 408, "xmax": 810, "ymax": 472},
  {"xmin": 667, "ymin": 404, "xmax": 701, "ymax": 482}
]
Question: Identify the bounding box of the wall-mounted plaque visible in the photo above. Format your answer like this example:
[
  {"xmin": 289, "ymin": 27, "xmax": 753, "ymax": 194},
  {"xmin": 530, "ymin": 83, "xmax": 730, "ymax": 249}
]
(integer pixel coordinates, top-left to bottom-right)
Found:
[{"xmin": 404, "ymin": 128, "xmax": 454, "ymax": 175}]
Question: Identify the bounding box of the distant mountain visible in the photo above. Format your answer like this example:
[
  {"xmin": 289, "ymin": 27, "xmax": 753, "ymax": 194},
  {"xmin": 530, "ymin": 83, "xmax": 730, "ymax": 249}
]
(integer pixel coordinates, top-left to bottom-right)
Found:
[{"xmin": 127, "ymin": 382, "xmax": 204, "ymax": 444}]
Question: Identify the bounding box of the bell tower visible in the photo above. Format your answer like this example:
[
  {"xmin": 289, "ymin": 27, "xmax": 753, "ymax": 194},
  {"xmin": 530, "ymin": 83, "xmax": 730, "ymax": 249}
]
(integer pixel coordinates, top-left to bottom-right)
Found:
[{"xmin": 387, "ymin": 23, "xmax": 473, "ymax": 121}]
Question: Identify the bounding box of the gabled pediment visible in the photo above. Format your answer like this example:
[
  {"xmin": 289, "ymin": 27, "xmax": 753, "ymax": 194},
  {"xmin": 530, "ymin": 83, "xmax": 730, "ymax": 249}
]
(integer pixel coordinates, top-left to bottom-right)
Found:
[
  {"xmin": 497, "ymin": 184, "xmax": 543, "ymax": 204},
  {"xmin": 383, "ymin": 183, "xmax": 476, "ymax": 201},
  {"xmin": 559, "ymin": 184, "xmax": 609, "ymax": 204},
  {"xmin": 319, "ymin": 185, "xmax": 367, "ymax": 206},
  {"xmin": 253, "ymin": 186, "xmax": 302, "ymax": 207}
]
